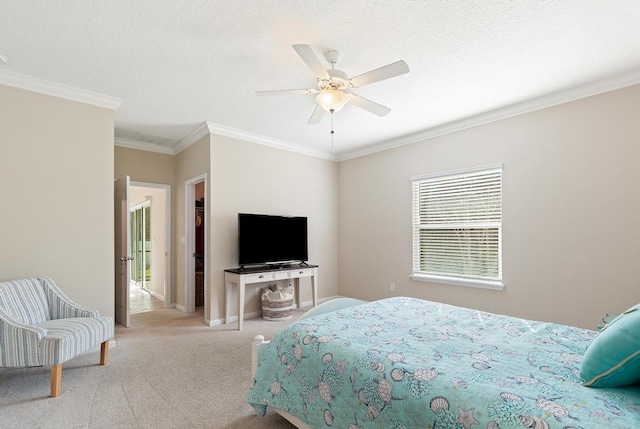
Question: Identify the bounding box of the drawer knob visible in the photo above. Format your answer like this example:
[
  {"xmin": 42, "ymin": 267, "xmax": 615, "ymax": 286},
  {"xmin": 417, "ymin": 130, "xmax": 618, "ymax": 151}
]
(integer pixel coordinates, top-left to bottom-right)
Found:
[
  {"xmin": 299, "ymin": 271, "xmax": 304, "ymax": 274},
  {"xmin": 259, "ymin": 275, "xmax": 264, "ymax": 279}
]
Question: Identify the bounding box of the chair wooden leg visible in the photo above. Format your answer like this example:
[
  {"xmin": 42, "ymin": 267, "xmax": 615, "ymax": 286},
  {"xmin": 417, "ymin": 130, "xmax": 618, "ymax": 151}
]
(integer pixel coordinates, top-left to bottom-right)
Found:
[
  {"xmin": 50, "ymin": 365, "xmax": 62, "ymax": 397},
  {"xmin": 100, "ymin": 341, "xmax": 109, "ymax": 366}
]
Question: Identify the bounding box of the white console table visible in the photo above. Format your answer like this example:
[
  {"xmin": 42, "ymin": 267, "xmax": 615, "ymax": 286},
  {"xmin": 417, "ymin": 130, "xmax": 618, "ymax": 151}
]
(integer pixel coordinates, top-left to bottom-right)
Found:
[{"xmin": 224, "ymin": 264, "xmax": 318, "ymax": 330}]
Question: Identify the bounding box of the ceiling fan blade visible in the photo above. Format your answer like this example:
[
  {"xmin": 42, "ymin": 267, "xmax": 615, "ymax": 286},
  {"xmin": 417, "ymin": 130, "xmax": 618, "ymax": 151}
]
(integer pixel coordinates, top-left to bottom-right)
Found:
[
  {"xmin": 349, "ymin": 94, "xmax": 391, "ymax": 117},
  {"xmin": 255, "ymin": 89, "xmax": 315, "ymax": 96},
  {"xmin": 307, "ymin": 105, "xmax": 325, "ymax": 125},
  {"xmin": 292, "ymin": 44, "xmax": 330, "ymax": 80},
  {"xmin": 350, "ymin": 60, "xmax": 409, "ymax": 88}
]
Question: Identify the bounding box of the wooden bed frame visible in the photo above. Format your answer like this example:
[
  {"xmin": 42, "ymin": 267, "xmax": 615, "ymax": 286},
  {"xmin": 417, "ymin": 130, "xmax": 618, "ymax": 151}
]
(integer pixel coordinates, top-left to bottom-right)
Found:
[{"xmin": 251, "ymin": 297, "xmax": 367, "ymax": 428}]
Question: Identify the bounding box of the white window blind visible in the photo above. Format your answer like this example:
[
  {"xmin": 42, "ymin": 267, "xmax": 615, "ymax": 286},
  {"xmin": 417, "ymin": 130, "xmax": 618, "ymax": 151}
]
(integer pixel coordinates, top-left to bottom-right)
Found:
[{"xmin": 412, "ymin": 165, "xmax": 502, "ymax": 286}]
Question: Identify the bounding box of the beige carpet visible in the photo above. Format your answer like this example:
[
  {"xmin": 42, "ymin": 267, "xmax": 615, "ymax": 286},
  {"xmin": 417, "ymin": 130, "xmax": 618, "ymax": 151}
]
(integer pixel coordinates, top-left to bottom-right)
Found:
[{"xmin": 0, "ymin": 308, "xmax": 304, "ymax": 428}]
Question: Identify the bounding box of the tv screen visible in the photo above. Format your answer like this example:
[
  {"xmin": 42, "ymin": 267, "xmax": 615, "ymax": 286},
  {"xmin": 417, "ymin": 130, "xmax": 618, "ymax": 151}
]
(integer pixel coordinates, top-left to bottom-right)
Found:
[{"xmin": 238, "ymin": 213, "xmax": 308, "ymax": 266}]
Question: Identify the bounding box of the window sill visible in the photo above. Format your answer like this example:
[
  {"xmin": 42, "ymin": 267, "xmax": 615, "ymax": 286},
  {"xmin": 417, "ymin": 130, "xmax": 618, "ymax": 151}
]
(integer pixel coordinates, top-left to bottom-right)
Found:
[{"xmin": 410, "ymin": 273, "xmax": 504, "ymax": 291}]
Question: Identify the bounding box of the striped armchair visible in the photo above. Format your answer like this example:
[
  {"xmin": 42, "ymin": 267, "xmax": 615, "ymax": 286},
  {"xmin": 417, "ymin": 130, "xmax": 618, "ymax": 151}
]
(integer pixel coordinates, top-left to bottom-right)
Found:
[{"xmin": 0, "ymin": 277, "xmax": 114, "ymax": 397}]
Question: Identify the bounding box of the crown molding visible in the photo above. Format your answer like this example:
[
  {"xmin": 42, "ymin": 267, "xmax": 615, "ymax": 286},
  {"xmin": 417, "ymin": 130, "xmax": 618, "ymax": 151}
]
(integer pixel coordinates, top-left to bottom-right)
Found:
[
  {"xmin": 171, "ymin": 122, "xmax": 212, "ymax": 154},
  {"xmin": 336, "ymin": 68, "xmax": 640, "ymax": 161},
  {"xmin": 116, "ymin": 124, "xmax": 211, "ymax": 155},
  {"xmin": 114, "ymin": 137, "xmax": 175, "ymax": 155},
  {"xmin": 121, "ymin": 121, "xmax": 337, "ymax": 159},
  {"xmin": 0, "ymin": 69, "xmax": 123, "ymax": 111},
  {"xmin": 118, "ymin": 67, "xmax": 640, "ymax": 161},
  {"xmin": 203, "ymin": 121, "xmax": 335, "ymax": 161}
]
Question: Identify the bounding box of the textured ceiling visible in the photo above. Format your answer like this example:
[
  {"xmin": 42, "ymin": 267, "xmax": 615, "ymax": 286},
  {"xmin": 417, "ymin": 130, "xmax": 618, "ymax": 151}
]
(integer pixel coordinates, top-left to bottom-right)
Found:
[{"xmin": 1, "ymin": 1, "xmax": 640, "ymax": 160}]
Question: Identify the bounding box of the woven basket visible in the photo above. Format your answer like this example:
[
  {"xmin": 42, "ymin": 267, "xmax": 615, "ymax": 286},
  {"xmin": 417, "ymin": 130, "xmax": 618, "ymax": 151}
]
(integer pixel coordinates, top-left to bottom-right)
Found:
[{"xmin": 261, "ymin": 295, "xmax": 293, "ymax": 321}]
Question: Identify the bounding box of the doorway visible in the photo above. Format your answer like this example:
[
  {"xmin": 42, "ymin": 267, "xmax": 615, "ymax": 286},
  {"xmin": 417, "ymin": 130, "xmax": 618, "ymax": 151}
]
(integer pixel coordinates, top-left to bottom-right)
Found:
[
  {"xmin": 184, "ymin": 174, "xmax": 207, "ymax": 317},
  {"xmin": 130, "ymin": 201, "xmax": 151, "ymax": 292},
  {"xmin": 129, "ymin": 182, "xmax": 172, "ymax": 314},
  {"xmin": 194, "ymin": 182, "xmax": 205, "ymax": 308}
]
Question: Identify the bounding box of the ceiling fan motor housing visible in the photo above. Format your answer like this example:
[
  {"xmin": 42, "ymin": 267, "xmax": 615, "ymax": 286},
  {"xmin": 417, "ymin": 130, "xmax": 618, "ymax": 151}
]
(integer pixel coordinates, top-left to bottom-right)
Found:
[{"xmin": 318, "ymin": 69, "xmax": 350, "ymax": 91}]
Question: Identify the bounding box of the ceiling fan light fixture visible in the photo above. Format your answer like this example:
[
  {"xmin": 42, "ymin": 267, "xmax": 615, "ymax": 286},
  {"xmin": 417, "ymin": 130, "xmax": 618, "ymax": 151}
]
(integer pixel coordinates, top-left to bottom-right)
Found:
[{"xmin": 316, "ymin": 89, "xmax": 349, "ymax": 112}]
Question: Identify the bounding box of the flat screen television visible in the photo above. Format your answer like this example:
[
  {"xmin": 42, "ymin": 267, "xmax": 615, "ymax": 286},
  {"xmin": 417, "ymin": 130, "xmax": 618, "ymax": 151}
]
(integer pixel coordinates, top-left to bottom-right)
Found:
[{"xmin": 238, "ymin": 213, "xmax": 308, "ymax": 267}]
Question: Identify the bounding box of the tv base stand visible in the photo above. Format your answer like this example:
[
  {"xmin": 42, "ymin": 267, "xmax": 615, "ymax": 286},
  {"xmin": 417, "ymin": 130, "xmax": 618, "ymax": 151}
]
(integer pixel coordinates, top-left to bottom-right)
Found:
[{"xmin": 224, "ymin": 264, "xmax": 318, "ymax": 330}]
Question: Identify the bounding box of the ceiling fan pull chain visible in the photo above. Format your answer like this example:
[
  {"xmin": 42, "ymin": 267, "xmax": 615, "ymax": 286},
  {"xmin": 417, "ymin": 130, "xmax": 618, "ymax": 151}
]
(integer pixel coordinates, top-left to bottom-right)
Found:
[{"xmin": 330, "ymin": 110, "xmax": 335, "ymax": 155}]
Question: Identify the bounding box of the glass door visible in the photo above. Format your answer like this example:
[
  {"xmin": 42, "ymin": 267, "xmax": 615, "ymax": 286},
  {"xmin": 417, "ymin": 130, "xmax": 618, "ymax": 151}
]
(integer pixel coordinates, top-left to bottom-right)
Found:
[{"xmin": 130, "ymin": 201, "xmax": 151, "ymax": 291}]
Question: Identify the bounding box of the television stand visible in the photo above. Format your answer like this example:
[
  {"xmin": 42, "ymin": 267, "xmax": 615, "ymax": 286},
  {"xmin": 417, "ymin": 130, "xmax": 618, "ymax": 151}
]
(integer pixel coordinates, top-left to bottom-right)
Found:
[{"xmin": 224, "ymin": 263, "xmax": 318, "ymax": 330}]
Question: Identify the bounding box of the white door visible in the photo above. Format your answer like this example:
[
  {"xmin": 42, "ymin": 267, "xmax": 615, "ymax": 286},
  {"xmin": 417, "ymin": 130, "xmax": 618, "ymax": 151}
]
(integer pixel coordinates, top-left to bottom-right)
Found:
[{"xmin": 115, "ymin": 176, "xmax": 131, "ymax": 327}]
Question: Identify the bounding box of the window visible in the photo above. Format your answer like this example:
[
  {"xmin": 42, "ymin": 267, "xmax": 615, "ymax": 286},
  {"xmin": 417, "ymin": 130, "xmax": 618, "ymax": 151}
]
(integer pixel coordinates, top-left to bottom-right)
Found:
[{"xmin": 411, "ymin": 165, "xmax": 503, "ymax": 290}]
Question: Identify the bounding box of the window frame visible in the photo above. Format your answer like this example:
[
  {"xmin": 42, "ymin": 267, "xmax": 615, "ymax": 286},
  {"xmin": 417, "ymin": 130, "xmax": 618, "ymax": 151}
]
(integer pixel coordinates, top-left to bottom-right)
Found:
[{"xmin": 410, "ymin": 164, "xmax": 504, "ymax": 291}]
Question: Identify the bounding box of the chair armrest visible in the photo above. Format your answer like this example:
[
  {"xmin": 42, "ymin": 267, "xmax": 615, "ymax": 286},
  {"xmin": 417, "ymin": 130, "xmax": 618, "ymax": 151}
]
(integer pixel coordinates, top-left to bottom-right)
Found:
[
  {"xmin": 0, "ymin": 307, "xmax": 47, "ymax": 367},
  {"xmin": 39, "ymin": 277, "xmax": 99, "ymax": 319},
  {"xmin": 0, "ymin": 307, "xmax": 47, "ymax": 338}
]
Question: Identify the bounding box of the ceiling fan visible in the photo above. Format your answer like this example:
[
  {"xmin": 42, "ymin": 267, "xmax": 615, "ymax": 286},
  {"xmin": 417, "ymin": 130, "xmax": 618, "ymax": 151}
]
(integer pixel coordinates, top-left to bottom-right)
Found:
[{"xmin": 256, "ymin": 44, "xmax": 410, "ymax": 125}]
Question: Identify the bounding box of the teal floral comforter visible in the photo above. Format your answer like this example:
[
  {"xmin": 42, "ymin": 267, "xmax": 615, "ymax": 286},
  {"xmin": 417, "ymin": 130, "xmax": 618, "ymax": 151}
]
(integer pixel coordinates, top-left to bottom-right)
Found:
[{"xmin": 247, "ymin": 297, "xmax": 640, "ymax": 428}]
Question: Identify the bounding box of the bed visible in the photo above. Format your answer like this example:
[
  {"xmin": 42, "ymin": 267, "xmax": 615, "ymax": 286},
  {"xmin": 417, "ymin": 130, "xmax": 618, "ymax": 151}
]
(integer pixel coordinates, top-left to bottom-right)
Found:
[{"xmin": 247, "ymin": 297, "xmax": 640, "ymax": 428}]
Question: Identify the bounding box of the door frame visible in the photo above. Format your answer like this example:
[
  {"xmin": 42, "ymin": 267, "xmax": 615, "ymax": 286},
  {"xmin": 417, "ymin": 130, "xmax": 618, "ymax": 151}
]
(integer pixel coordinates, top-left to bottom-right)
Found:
[
  {"xmin": 185, "ymin": 174, "xmax": 207, "ymax": 315},
  {"xmin": 131, "ymin": 181, "xmax": 172, "ymax": 308}
]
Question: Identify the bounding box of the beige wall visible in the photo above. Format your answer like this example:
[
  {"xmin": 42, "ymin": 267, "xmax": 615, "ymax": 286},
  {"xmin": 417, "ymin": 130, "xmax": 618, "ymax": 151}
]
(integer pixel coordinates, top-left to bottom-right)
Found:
[
  {"xmin": 0, "ymin": 84, "xmax": 115, "ymax": 318},
  {"xmin": 114, "ymin": 146, "xmax": 175, "ymax": 185},
  {"xmin": 209, "ymin": 135, "xmax": 339, "ymax": 322},
  {"xmin": 338, "ymin": 84, "xmax": 640, "ymax": 330},
  {"xmin": 175, "ymin": 136, "xmax": 211, "ymax": 314}
]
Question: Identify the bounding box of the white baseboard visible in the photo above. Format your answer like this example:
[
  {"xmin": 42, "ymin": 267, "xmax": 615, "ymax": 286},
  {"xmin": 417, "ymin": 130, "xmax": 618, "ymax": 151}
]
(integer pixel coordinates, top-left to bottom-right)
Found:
[
  {"xmin": 150, "ymin": 290, "xmax": 164, "ymax": 301},
  {"xmin": 205, "ymin": 295, "xmax": 342, "ymax": 327},
  {"xmin": 205, "ymin": 309, "xmax": 263, "ymax": 327},
  {"xmin": 175, "ymin": 304, "xmax": 186, "ymax": 312}
]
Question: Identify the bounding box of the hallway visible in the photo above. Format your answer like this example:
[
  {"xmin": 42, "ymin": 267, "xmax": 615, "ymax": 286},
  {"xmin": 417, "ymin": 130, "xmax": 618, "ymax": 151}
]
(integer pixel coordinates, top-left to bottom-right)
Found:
[{"xmin": 129, "ymin": 283, "xmax": 164, "ymax": 314}]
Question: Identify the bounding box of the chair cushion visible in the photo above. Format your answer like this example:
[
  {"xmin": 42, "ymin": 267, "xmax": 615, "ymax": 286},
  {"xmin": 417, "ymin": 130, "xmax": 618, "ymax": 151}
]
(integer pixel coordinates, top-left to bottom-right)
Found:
[
  {"xmin": 0, "ymin": 278, "xmax": 50, "ymax": 325},
  {"xmin": 38, "ymin": 317, "xmax": 114, "ymax": 366}
]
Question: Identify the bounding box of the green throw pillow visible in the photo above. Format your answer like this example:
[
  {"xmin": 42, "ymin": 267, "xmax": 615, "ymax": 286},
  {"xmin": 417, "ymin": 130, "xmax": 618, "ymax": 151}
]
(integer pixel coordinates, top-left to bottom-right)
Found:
[{"xmin": 580, "ymin": 305, "xmax": 640, "ymax": 387}]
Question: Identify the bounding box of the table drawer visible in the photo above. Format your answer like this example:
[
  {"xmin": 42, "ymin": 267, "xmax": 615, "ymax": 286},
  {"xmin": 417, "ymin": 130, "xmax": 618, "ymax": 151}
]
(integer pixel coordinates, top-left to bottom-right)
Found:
[
  {"xmin": 273, "ymin": 271, "xmax": 290, "ymax": 280},
  {"xmin": 245, "ymin": 272, "xmax": 275, "ymax": 283},
  {"xmin": 291, "ymin": 268, "xmax": 314, "ymax": 278}
]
